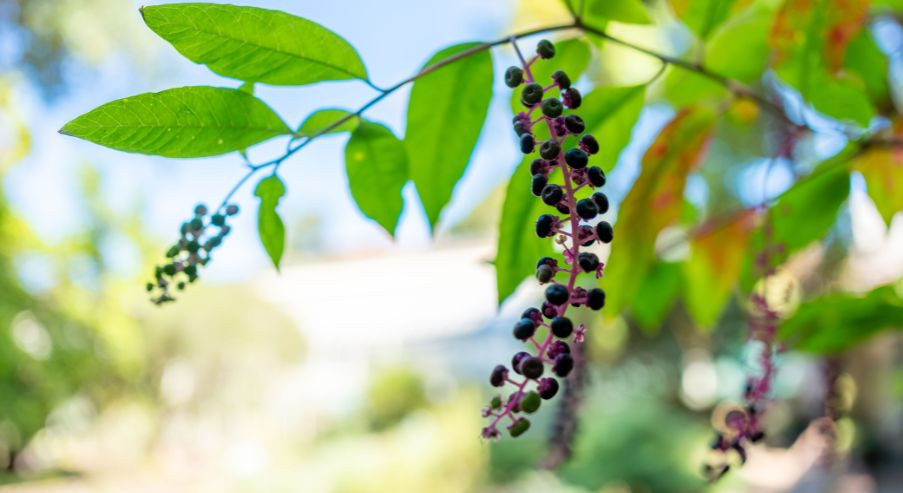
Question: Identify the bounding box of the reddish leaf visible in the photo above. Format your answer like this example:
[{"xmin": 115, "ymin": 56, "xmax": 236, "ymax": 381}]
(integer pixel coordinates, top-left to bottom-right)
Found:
[{"xmin": 604, "ymin": 108, "xmax": 716, "ymax": 315}]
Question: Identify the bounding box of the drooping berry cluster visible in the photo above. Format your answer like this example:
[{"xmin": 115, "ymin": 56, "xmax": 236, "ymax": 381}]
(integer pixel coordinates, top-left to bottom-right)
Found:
[
  {"xmin": 705, "ymin": 225, "xmax": 783, "ymax": 480},
  {"xmin": 146, "ymin": 203, "xmax": 238, "ymax": 304},
  {"xmin": 481, "ymin": 39, "xmax": 614, "ymax": 440}
]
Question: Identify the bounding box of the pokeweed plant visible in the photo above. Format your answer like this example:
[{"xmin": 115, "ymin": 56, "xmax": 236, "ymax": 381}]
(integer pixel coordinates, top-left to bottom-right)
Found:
[
  {"xmin": 61, "ymin": 0, "xmax": 903, "ymax": 480},
  {"xmin": 480, "ymin": 38, "xmax": 612, "ymax": 441}
]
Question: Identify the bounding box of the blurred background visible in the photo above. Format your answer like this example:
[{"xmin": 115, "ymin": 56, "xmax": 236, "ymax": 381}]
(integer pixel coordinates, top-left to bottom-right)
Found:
[{"xmin": 1, "ymin": 0, "xmax": 901, "ymax": 491}]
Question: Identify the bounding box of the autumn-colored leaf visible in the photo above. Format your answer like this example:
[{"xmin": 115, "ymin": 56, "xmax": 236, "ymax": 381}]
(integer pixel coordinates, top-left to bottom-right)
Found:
[{"xmin": 603, "ymin": 107, "xmax": 717, "ymax": 316}]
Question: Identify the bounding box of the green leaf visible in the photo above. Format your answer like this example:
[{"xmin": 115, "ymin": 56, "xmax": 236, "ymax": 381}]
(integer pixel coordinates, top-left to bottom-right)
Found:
[
  {"xmin": 854, "ymin": 130, "xmax": 903, "ymax": 226},
  {"xmin": 603, "ymin": 108, "xmax": 716, "ymax": 315},
  {"xmin": 580, "ymin": 85, "xmax": 646, "ymax": 170},
  {"xmin": 706, "ymin": 4, "xmax": 776, "ymax": 83},
  {"xmin": 662, "ymin": 68, "xmax": 728, "ymax": 107},
  {"xmin": 254, "ymin": 175, "xmax": 287, "ymax": 270},
  {"xmin": 668, "ymin": 0, "xmax": 740, "ymax": 39},
  {"xmin": 297, "ymin": 109, "xmax": 360, "ymax": 137},
  {"xmin": 770, "ymin": 152, "xmax": 852, "ymax": 254},
  {"xmin": 630, "ymin": 261, "xmax": 681, "ymax": 332},
  {"xmin": 345, "ymin": 121, "xmax": 409, "ymax": 235},
  {"xmin": 770, "ymin": 0, "xmax": 875, "ymax": 125},
  {"xmin": 683, "ymin": 210, "xmax": 756, "ymax": 329},
  {"xmin": 495, "ymin": 157, "xmax": 557, "ymax": 305},
  {"xmin": 141, "ymin": 3, "xmax": 367, "ymax": 86},
  {"xmin": 405, "ymin": 42, "xmax": 493, "ymax": 230},
  {"xmin": 780, "ymin": 286, "xmax": 903, "ymax": 354},
  {"xmin": 60, "ymin": 86, "xmax": 290, "ymax": 158},
  {"xmin": 509, "ymin": 38, "xmax": 592, "ymax": 114},
  {"xmin": 844, "ymin": 30, "xmax": 890, "ymax": 107},
  {"xmin": 585, "ymin": 0, "xmax": 653, "ymax": 24}
]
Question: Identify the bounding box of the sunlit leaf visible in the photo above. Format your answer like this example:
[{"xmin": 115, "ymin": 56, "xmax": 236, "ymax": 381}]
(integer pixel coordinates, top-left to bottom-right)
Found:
[
  {"xmin": 254, "ymin": 174, "xmax": 287, "ymax": 270},
  {"xmin": 662, "ymin": 68, "xmax": 728, "ymax": 107},
  {"xmin": 495, "ymin": 156, "xmax": 557, "ymax": 305},
  {"xmin": 584, "ymin": 0, "xmax": 652, "ymax": 24},
  {"xmin": 297, "ymin": 108, "xmax": 360, "ymax": 137},
  {"xmin": 405, "ymin": 42, "xmax": 493, "ymax": 230},
  {"xmin": 668, "ymin": 0, "xmax": 749, "ymax": 39},
  {"xmin": 706, "ymin": 4, "xmax": 776, "ymax": 82},
  {"xmin": 580, "ymin": 85, "xmax": 646, "ymax": 170},
  {"xmin": 60, "ymin": 86, "xmax": 290, "ymax": 157},
  {"xmin": 780, "ymin": 286, "xmax": 903, "ymax": 353},
  {"xmin": 855, "ymin": 123, "xmax": 903, "ymax": 226},
  {"xmin": 603, "ymin": 108, "xmax": 716, "ymax": 315},
  {"xmin": 683, "ymin": 209, "xmax": 757, "ymax": 329},
  {"xmin": 770, "ymin": 150, "xmax": 852, "ymax": 253},
  {"xmin": 510, "ymin": 38, "xmax": 592, "ymax": 114},
  {"xmin": 141, "ymin": 3, "xmax": 368, "ymax": 86},
  {"xmin": 345, "ymin": 121, "xmax": 409, "ymax": 235},
  {"xmin": 844, "ymin": 30, "xmax": 890, "ymax": 108}
]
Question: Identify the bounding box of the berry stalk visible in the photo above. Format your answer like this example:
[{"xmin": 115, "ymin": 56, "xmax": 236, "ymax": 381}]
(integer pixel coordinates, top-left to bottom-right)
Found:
[{"xmin": 482, "ymin": 39, "xmax": 612, "ymax": 441}]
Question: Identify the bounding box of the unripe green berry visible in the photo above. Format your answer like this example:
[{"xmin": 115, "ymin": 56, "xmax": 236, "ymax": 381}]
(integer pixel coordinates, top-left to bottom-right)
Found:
[
  {"xmin": 520, "ymin": 391, "xmax": 541, "ymax": 413},
  {"xmin": 536, "ymin": 264, "xmax": 554, "ymax": 283},
  {"xmin": 491, "ymin": 395, "xmax": 503, "ymax": 409},
  {"xmin": 509, "ymin": 417, "xmax": 531, "ymax": 437}
]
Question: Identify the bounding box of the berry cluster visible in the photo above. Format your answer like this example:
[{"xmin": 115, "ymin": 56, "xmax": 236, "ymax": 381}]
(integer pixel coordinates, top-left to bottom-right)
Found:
[
  {"xmin": 704, "ymin": 232, "xmax": 783, "ymax": 480},
  {"xmin": 481, "ymin": 39, "xmax": 614, "ymax": 440},
  {"xmin": 146, "ymin": 203, "xmax": 238, "ymax": 304}
]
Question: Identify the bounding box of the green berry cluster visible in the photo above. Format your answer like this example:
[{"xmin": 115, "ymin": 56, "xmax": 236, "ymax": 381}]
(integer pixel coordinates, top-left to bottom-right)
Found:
[{"xmin": 146, "ymin": 203, "xmax": 238, "ymax": 304}]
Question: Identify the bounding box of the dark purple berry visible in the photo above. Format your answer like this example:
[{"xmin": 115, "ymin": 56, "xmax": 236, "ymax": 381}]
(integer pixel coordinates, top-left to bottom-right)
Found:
[
  {"xmin": 552, "ymin": 353, "xmax": 574, "ymax": 377},
  {"xmin": 551, "ymin": 70, "xmax": 571, "ymax": 89},
  {"xmin": 530, "ymin": 158, "xmax": 549, "ymax": 175},
  {"xmin": 513, "ymin": 121, "xmax": 529, "ymax": 136},
  {"xmin": 225, "ymin": 204, "xmax": 239, "ymax": 216},
  {"xmin": 578, "ymin": 252, "xmax": 599, "ymax": 273},
  {"xmin": 595, "ymin": 221, "xmax": 613, "ymax": 243},
  {"xmin": 539, "ymin": 140, "xmax": 561, "ymax": 160},
  {"xmin": 536, "ymin": 256, "xmax": 557, "ymax": 269},
  {"xmin": 490, "ymin": 365, "xmax": 508, "ymax": 387},
  {"xmin": 505, "ymin": 66, "xmax": 524, "ymax": 87},
  {"xmin": 522, "ymin": 307, "xmax": 542, "ymax": 322},
  {"xmin": 565, "ymin": 148, "xmax": 588, "ymax": 169},
  {"xmin": 519, "ymin": 356, "xmax": 545, "ymax": 379},
  {"xmin": 537, "ymin": 377, "xmax": 559, "ymax": 399},
  {"xmin": 577, "ymin": 225, "xmax": 595, "ymax": 246},
  {"xmin": 531, "ymin": 173, "xmax": 547, "ymax": 196},
  {"xmin": 576, "ymin": 198, "xmax": 598, "ymax": 220},
  {"xmin": 563, "ymin": 87, "xmax": 582, "ymax": 109},
  {"xmin": 541, "ymin": 301, "xmax": 557, "ymax": 319},
  {"xmin": 541, "ymin": 184, "xmax": 563, "ymax": 206},
  {"xmin": 520, "ymin": 133, "xmax": 535, "ymax": 154},
  {"xmin": 536, "ymin": 39, "xmax": 555, "ymax": 59},
  {"xmin": 564, "ymin": 114, "xmax": 585, "ymax": 134},
  {"xmin": 541, "ymin": 98, "xmax": 563, "ymax": 118},
  {"xmin": 211, "ymin": 213, "xmax": 226, "ymax": 227},
  {"xmin": 194, "ymin": 204, "xmax": 208, "ymax": 216},
  {"xmin": 521, "ymin": 82, "xmax": 544, "ymax": 106},
  {"xmin": 586, "ymin": 288, "xmax": 606, "ymax": 310},
  {"xmin": 513, "ymin": 318, "xmax": 537, "ymax": 341},
  {"xmin": 511, "ymin": 351, "xmax": 530, "ymax": 374},
  {"xmin": 591, "ymin": 192, "xmax": 609, "ymax": 214},
  {"xmin": 547, "ymin": 340, "xmax": 570, "ymax": 359},
  {"xmin": 579, "ymin": 134, "xmax": 599, "ymax": 155},
  {"xmin": 545, "ymin": 284, "xmax": 569, "ymax": 305},
  {"xmin": 550, "ymin": 316, "xmax": 573, "ymax": 338},
  {"xmin": 555, "ymin": 203, "xmax": 570, "ymax": 215},
  {"xmin": 536, "ymin": 264, "xmax": 554, "ymax": 283},
  {"xmin": 587, "ymin": 166, "xmax": 606, "ymax": 187},
  {"xmin": 535, "ymin": 214, "xmax": 557, "ymax": 238}
]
